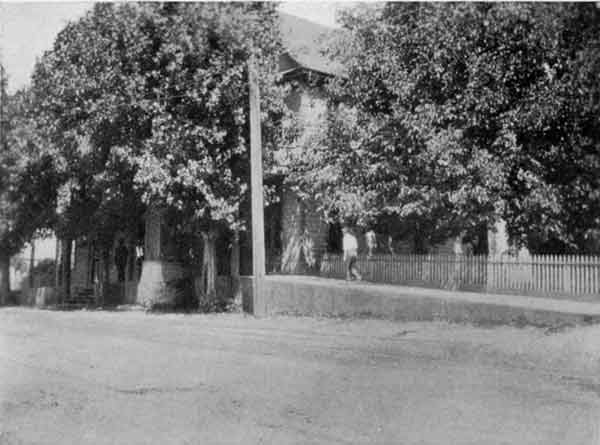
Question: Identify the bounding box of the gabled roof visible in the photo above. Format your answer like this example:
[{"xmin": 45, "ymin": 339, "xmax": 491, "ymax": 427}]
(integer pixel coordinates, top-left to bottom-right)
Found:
[{"xmin": 278, "ymin": 12, "xmax": 341, "ymax": 77}]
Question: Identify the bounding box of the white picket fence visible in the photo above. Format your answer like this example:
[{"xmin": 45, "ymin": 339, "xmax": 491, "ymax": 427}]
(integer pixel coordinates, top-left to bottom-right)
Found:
[{"xmin": 303, "ymin": 253, "xmax": 600, "ymax": 299}]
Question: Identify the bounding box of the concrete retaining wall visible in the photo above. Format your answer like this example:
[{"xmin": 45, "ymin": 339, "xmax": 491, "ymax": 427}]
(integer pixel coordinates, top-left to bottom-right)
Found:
[{"xmin": 244, "ymin": 275, "xmax": 600, "ymax": 326}]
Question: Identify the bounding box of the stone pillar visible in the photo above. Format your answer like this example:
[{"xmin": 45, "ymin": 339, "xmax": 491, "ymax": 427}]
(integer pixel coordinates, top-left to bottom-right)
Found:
[
  {"xmin": 230, "ymin": 232, "xmax": 242, "ymax": 310},
  {"xmin": 449, "ymin": 234, "xmax": 464, "ymax": 291},
  {"xmin": 280, "ymin": 189, "xmax": 305, "ymax": 273},
  {"xmin": 487, "ymin": 218, "xmax": 532, "ymax": 291},
  {"xmin": 488, "ymin": 219, "xmax": 510, "ymax": 258},
  {"xmin": 280, "ymin": 189, "xmax": 328, "ymax": 274},
  {"xmin": 71, "ymin": 239, "xmax": 91, "ymax": 289},
  {"xmin": 136, "ymin": 205, "xmax": 186, "ymax": 308}
]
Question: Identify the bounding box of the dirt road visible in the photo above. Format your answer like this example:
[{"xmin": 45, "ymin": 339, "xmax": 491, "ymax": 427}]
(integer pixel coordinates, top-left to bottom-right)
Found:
[{"xmin": 1, "ymin": 308, "xmax": 599, "ymax": 444}]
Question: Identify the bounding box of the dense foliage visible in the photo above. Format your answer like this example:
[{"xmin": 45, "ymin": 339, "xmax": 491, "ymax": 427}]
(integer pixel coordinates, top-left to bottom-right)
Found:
[
  {"xmin": 1, "ymin": 68, "xmax": 57, "ymax": 257},
  {"xmin": 27, "ymin": 2, "xmax": 287, "ymax": 299},
  {"xmin": 1, "ymin": 64, "xmax": 59, "ymax": 300},
  {"xmin": 290, "ymin": 3, "xmax": 600, "ymax": 253},
  {"xmin": 32, "ymin": 2, "xmax": 285, "ymax": 238}
]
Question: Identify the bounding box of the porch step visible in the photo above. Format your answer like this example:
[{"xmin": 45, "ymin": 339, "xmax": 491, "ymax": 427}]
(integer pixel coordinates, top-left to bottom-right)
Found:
[{"xmin": 60, "ymin": 287, "xmax": 96, "ymax": 308}]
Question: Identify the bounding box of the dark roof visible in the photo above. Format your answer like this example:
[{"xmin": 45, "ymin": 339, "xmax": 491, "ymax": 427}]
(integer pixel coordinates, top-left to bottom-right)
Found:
[{"xmin": 278, "ymin": 12, "xmax": 341, "ymax": 77}]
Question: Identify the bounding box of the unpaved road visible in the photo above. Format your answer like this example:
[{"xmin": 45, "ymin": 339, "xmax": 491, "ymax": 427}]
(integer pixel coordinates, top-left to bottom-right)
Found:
[{"xmin": 1, "ymin": 307, "xmax": 599, "ymax": 444}]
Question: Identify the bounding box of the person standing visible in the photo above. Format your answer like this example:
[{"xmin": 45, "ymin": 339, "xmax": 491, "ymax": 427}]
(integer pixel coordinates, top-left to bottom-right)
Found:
[
  {"xmin": 342, "ymin": 226, "xmax": 362, "ymax": 281},
  {"xmin": 115, "ymin": 238, "xmax": 128, "ymax": 283},
  {"xmin": 387, "ymin": 235, "xmax": 395, "ymax": 255},
  {"xmin": 365, "ymin": 228, "xmax": 377, "ymax": 257}
]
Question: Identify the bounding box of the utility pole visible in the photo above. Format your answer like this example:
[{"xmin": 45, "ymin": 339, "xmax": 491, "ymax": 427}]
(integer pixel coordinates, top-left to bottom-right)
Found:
[
  {"xmin": 248, "ymin": 56, "xmax": 266, "ymax": 315},
  {"xmin": 28, "ymin": 239, "xmax": 35, "ymax": 289}
]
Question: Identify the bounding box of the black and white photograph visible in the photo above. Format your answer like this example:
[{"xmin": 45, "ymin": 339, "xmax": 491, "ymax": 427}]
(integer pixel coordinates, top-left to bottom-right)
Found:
[{"xmin": 1, "ymin": 1, "xmax": 600, "ymax": 443}]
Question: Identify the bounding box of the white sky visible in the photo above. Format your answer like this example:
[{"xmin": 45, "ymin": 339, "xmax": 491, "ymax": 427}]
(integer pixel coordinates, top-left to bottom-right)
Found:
[{"xmin": 0, "ymin": 1, "xmax": 352, "ymax": 93}]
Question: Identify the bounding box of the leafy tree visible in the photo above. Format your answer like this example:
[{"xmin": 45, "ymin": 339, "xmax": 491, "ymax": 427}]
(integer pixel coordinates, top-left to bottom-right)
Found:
[
  {"xmin": 130, "ymin": 2, "xmax": 287, "ymax": 299},
  {"xmin": 30, "ymin": 4, "xmax": 149, "ymax": 295},
  {"xmin": 0, "ymin": 62, "xmax": 11, "ymax": 301},
  {"xmin": 0, "ymin": 66, "xmax": 58, "ymax": 302},
  {"xmin": 292, "ymin": 2, "xmax": 600, "ymax": 253},
  {"xmin": 30, "ymin": 3, "xmax": 288, "ymax": 302}
]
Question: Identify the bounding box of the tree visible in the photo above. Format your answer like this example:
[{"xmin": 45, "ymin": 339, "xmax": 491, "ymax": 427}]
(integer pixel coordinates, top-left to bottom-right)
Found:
[
  {"xmin": 30, "ymin": 3, "xmax": 288, "ymax": 303},
  {"xmin": 130, "ymin": 3, "xmax": 287, "ymax": 300},
  {"xmin": 0, "ymin": 62, "xmax": 11, "ymax": 301},
  {"xmin": 290, "ymin": 2, "xmax": 600, "ymax": 253},
  {"xmin": 0, "ymin": 66, "xmax": 58, "ymax": 303},
  {"xmin": 30, "ymin": 4, "xmax": 150, "ymax": 297}
]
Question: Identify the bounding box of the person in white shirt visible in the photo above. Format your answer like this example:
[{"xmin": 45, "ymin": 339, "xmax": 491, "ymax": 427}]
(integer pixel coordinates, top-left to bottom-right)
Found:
[
  {"xmin": 342, "ymin": 226, "xmax": 362, "ymax": 281},
  {"xmin": 365, "ymin": 229, "xmax": 377, "ymax": 257}
]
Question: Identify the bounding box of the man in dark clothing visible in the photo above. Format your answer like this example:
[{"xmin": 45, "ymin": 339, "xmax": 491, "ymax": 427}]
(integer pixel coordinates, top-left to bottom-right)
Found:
[{"xmin": 115, "ymin": 239, "xmax": 128, "ymax": 283}]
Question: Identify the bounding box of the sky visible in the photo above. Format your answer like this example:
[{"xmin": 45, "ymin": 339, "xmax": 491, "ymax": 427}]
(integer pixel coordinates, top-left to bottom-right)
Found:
[{"xmin": 0, "ymin": 1, "xmax": 351, "ymax": 94}]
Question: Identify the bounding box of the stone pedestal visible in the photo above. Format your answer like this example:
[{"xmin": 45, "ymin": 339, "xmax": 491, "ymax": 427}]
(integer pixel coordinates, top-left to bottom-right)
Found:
[
  {"xmin": 280, "ymin": 189, "xmax": 328, "ymax": 274},
  {"xmin": 137, "ymin": 260, "xmax": 186, "ymax": 308},
  {"xmin": 486, "ymin": 219, "xmax": 532, "ymax": 291},
  {"xmin": 136, "ymin": 205, "xmax": 187, "ymax": 308},
  {"xmin": 34, "ymin": 287, "xmax": 56, "ymax": 307},
  {"xmin": 71, "ymin": 239, "xmax": 92, "ymax": 288},
  {"xmin": 488, "ymin": 219, "xmax": 510, "ymax": 258}
]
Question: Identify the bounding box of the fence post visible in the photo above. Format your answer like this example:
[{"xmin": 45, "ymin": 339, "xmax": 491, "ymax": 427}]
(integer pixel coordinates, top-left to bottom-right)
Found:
[
  {"xmin": 592, "ymin": 255, "xmax": 598, "ymax": 294},
  {"xmin": 586, "ymin": 254, "xmax": 591, "ymax": 294}
]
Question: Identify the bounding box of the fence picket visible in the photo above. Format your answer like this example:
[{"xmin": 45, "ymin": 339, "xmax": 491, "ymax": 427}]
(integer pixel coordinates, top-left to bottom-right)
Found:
[
  {"xmin": 596, "ymin": 255, "xmax": 600, "ymax": 296},
  {"xmin": 575, "ymin": 254, "xmax": 579, "ymax": 294},
  {"xmin": 553, "ymin": 254, "xmax": 558, "ymax": 293},
  {"xmin": 589, "ymin": 255, "xmax": 593, "ymax": 294},
  {"xmin": 579, "ymin": 255, "xmax": 587, "ymax": 294},
  {"xmin": 585, "ymin": 255, "xmax": 590, "ymax": 294},
  {"xmin": 578, "ymin": 255, "xmax": 582, "ymax": 294},
  {"xmin": 548, "ymin": 254, "xmax": 553, "ymax": 293},
  {"xmin": 577, "ymin": 255, "xmax": 582, "ymax": 294},
  {"xmin": 589, "ymin": 255, "xmax": 594, "ymax": 294},
  {"xmin": 578, "ymin": 254, "xmax": 582, "ymax": 294},
  {"xmin": 592, "ymin": 255, "xmax": 598, "ymax": 294},
  {"xmin": 564, "ymin": 254, "xmax": 569, "ymax": 293},
  {"xmin": 543, "ymin": 255, "xmax": 549, "ymax": 293},
  {"xmin": 556, "ymin": 254, "xmax": 561, "ymax": 292},
  {"xmin": 548, "ymin": 254, "xmax": 552, "ymax": 292},
  {"xmin": 547, "ymin": 254, "xmax": 552, "ymax": 293},
  {"xmin": 589, "ymin": 255, "xmax": 592, "ymax": 294},
  {"xmin": 553, "ymin": 255, "xmax": 562, "ymax": 292},
  {"xmin": 580, "ymin": 254, "xmax": 584, "ymax": 294},
  {"xmin": 582, "ymin": 255, "xmax": 587, "ymax": 294},
  {"xmin": 512, "ymin": 255, "xmax": 516, "ymax": 290}
]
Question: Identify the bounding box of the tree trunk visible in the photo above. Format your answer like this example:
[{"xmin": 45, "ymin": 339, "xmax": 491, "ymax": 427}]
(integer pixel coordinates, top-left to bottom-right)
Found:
[
  {"xmin": 128, "ymin": 245, "xmax": 136, "ymax": 281},
  {"xmin": 230, "ymin": 231, "xmax": 241, "ymax": 311},
  {"xmin": 62, "ymin": 238, "xmax": 72, "ymax": 302},
  {"xmin": 0, "ymin": 253, "xmax": 10, "ymax": 305},
  {"xmin": 101, "ymin": 247, "xmax": 111, "ymax": 305},
  {"xmin": 200, "ymin": 230, "xmax": 218, "ymax": 307}
]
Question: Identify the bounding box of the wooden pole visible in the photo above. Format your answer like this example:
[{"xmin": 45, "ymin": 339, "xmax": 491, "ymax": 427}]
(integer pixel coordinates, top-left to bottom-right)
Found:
[
  {"xmin": 29, "ymin": 238, "xmax": 35, "ymax": 289},
  {"xmin": 248, "ymin": 56, "xmax": 266, "ymax": 315},
  {"xmin": 54, "ymin": 237, "xmax": 61, "ymax": 290}
]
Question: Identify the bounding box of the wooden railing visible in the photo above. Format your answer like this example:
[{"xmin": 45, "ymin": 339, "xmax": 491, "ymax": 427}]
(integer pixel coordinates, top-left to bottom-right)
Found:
[{"xmin": 268, "ymin": 253, "xmax": 600, "ymax": 300}]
